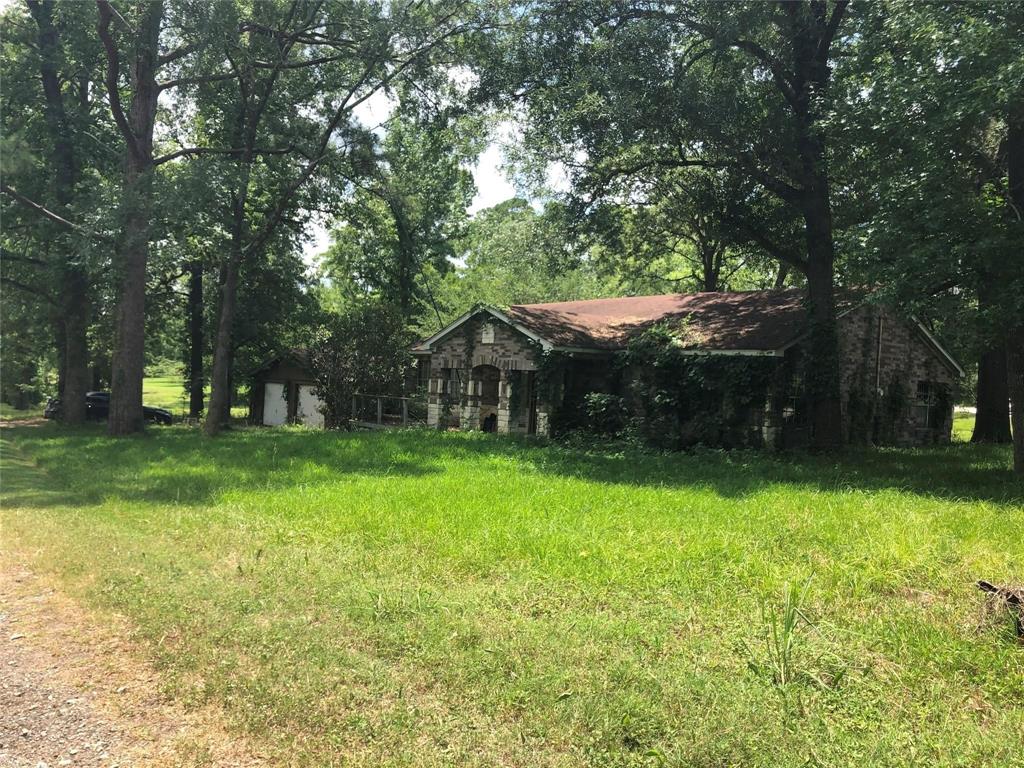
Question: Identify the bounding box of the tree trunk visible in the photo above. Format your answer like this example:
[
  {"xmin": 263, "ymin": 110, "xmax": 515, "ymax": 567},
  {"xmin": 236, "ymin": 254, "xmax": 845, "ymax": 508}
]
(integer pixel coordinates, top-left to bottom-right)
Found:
[
  {"xmin": 774, "ymin": 263, "xmax": 790, "ymax": 289},
  {"xmin": 204, "ymin": 255, "xmax": 240, "ymax": 435},
  {"xmin": 785, "ymin": 2, "xmax": 845, "ymax": 448},
  {"xmin": 63, "ymin": 272, "xmax": 90, "ymax": 423},
  {"xmin": 104, "ymin": 1, "xmax": 162, "ymax": 436},
  {"xmin": 698, "ymin": 242, "xmax": 721, "ymax": 292},
  {"xmin": 802, "ymin": 193, "xmax": 843, "ymax": 449},
  {"xmin": 972, "ymin": 340, "xmax": 1011, "ymax": 443},
  {"xmin": 1005, "ymin": 104, "xmax": 1024, "ymax": 474},
  {"xmin": 1009, "ymin": 329, "xmax": 1024, "ymax": 474},
  {"xmin": 186, "ymin": 260, "xmax": 204, "ymax": 417},
  {"xmin": 29, "ymin": 0, "xmax": 90, "ymax": 424}
]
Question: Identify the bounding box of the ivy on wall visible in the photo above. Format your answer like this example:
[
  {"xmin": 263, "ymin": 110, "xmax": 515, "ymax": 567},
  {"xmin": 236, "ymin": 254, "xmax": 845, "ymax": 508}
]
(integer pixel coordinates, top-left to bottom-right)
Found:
[{"xmin": 621, "ymin": 324, "xmax": 787, "ymax": 449}]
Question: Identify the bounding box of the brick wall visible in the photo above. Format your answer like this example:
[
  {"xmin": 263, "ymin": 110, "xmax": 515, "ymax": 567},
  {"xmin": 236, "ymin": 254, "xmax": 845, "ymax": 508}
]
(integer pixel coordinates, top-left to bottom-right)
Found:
[{"xmin": 837, "ymin": 305, "xmax": 959, "ymax": 445}]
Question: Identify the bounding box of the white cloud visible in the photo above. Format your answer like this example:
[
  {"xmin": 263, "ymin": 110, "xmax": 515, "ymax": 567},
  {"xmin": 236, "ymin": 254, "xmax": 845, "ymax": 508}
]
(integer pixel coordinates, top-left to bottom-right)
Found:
[{"xmin": 351, "ymin": 88, "xmax": 396, "ymax": 137}]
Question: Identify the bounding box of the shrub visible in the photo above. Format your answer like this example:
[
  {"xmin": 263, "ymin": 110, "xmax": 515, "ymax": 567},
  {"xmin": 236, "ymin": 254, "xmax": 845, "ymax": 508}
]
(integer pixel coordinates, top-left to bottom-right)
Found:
[
  {"xmin": 582, "ymin": 392, "xmax": 628, "ymax": 437},
  {"xmin": 308, "ymin": 301, "xmax": 414, "ymax": 428}
]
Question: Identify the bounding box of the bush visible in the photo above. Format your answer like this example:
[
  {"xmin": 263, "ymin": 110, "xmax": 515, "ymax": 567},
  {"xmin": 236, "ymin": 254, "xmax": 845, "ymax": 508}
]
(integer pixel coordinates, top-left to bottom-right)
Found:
[
  {"xmin": 582, "ymin": 392, "xmax": 628, "ymax": 436},
  {"xmin": 308, "ymin": 301, "xmax": 414, "ymax": 428}
]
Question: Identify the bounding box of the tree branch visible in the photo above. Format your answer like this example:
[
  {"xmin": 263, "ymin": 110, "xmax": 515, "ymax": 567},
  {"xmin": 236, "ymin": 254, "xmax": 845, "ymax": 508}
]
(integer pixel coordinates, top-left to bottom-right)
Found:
[
  {"xmin": 1, "ymin": 182, "xmax": 112, "ymax": 242},
  {"xmin": 95, "ymin": 0, "xmax": 140, "ymax": 160},
  {"xmin": 732, "ymin": 37, "xmax": 798, "ymax": 109},
  {"xmin": 158, "ymin": 70, "xmax": 238, "ymax": 91},
  {"xmin": 153, "ymin": 145, "xmax": 296, "ymax": 165},
  {"xmin": 1, "ymin": 276, "xmax": 58, "ymax": 306},
  {"xmin": 817, "ymin": 0, "xmax": 850, "ymax": 63},
  {"xmin": 158, "ymin": 40, "xmax": 200, "ymax": 66}
]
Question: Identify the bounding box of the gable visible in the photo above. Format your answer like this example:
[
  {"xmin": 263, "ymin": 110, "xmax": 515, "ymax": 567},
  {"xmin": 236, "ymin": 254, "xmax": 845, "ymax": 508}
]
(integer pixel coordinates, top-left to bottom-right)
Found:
[
  {"xmin": 426, "ymin": 312, "xmax": 542, "ymax": 372},
  {"xmin": 416, "ymin": 306, "xmax": 553, "ymax": 351}
]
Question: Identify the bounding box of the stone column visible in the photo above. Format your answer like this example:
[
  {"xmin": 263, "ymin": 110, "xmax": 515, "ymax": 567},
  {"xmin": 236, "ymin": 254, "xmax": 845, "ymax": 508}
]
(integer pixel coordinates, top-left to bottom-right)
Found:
[
  {"xmin": 496, "ymin": 369, "xmax": 511, "ymax": 433},
  {"xmin": 427, "ymin": 375, "xmax": 441, "ymax": 428},
  {"xmin": 460, "ymin": 371, "xmax": 479, "ymax": 429}
]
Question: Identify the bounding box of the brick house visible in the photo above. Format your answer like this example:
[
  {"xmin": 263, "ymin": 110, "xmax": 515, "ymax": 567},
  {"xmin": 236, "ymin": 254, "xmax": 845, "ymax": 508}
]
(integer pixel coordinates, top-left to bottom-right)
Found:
[{"xmin": 412, "ymin": 289, "xmax": 963, "ymax": 447}]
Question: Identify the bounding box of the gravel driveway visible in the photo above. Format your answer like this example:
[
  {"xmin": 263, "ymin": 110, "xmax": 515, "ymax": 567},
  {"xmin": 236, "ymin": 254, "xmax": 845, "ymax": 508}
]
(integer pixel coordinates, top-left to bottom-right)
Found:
[{"xmin": 0, "ymin": 558, "xmax": 264, "ymax": 768}]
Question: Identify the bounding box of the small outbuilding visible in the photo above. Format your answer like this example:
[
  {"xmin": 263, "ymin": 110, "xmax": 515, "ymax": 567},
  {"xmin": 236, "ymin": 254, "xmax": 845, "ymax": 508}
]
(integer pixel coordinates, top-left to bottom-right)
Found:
[{"xmin": 248, "ymin": 350, "xmax": 325, "ymax": 428}]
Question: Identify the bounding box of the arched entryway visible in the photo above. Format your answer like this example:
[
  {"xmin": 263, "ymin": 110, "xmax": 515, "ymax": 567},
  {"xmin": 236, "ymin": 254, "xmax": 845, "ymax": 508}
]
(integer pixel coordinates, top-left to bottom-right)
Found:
[{"xmin": 472, "ymin": 364, "xmax": 501, "ymax": 432}]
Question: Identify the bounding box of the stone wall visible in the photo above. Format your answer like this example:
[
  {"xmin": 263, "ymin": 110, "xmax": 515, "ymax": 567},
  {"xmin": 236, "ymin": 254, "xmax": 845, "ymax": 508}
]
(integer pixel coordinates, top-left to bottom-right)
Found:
[{"xmin": 423, "ymin": 313, "xmax": 549, "ymax": 435}]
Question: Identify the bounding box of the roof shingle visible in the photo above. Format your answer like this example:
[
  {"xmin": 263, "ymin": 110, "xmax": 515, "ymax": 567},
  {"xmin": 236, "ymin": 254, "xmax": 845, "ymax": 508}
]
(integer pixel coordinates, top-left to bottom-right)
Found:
[{"xmin": 504, "ymin": 289, "xmax": 858, "ymax": 351}]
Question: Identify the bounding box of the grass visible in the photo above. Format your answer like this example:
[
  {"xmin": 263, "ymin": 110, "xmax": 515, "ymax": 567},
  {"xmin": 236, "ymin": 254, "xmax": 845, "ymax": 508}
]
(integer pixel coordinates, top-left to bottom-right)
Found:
[
  {"xmin": 1, "ymin": 424, "xmax": 1021, "ymax": 766},
  {"xmin": 142, "ymin": 375, "xmax": 192, "ymax": 413},
  {"xmin": 953, "ymin": 412, "xmax": 976, "ymax": 442},
  {"xmin": 0, "ymin": 377, "xmax": 242, "ymax": 423},
  {"xmin": 0, "ymin": 401, "xmax": 43, "ymax": 420},
  {"xmin": 142, "ymin": 376, "xmax": 248, "ymax": 418}
]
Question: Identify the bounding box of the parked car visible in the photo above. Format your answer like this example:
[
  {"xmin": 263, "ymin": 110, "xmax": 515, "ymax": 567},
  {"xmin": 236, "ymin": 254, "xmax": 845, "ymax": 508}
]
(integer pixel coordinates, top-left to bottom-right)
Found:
[{"xmin": 44, "ymin": 391, "xmax": 173, "ymax": 425}]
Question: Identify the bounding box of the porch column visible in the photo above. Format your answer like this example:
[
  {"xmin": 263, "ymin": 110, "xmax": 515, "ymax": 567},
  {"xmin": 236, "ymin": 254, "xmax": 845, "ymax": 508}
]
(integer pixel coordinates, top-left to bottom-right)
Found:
[
  {"xmin": 460, "ymin": 370, "xmax": 479, "ymax": 429},
  {"xmin": 426, "ymin": 373, "xmax": 441, "ymax": 428},
  {"xmin": 497, "ymin": 369, "xmax": 511, "ymax": 433}
]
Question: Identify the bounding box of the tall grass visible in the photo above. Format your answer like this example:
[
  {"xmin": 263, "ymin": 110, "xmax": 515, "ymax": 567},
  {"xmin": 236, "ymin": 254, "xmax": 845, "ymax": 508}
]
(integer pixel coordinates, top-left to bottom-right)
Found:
[{"xmin": 1, "ymin": 424, "xmax": 1021, "ymax": 767}]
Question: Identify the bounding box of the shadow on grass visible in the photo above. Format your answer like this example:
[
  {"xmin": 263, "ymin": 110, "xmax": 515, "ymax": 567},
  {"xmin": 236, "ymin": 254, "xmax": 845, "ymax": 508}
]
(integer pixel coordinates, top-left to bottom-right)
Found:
[{"xmin": 1, "ymin": 422, "xmax": 1020, "ymax": 510}]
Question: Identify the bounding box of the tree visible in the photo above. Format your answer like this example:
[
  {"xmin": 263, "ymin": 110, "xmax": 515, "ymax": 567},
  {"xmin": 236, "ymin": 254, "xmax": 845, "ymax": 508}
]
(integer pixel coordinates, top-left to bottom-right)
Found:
[
  {"xmin": 194, "ymin": 0, "xmax": 484, "ymax": 436},
  {"xmin": 1, "ymin": 0, "xmax": 113, "ymax": 423},
  {"xmin": 588, "ymin": 168, "xmax": 786, "ymax": 293},
  {"xmin": 426, "ymin": 198, "xmax": 613, "ymax": 330},
  {"xmin": 322, "ymin": 111, "xmax": 476, "ymax": 321},
  {"xmin": 484, "ymin": 0, "xmax": 853, "ymax": 447},
  {"xmin": 852, "ymin": 1, "xmax": 1023, "ymax": 468},
  {"xmin": 307, "ymin": 301, "xmax": 413, "ymax": 429}
]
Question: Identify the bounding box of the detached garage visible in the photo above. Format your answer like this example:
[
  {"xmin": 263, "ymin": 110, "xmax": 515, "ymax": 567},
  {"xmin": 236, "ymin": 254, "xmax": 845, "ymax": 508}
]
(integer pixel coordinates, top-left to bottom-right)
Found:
[{"xmin": 249, "ymin": 350, "xmax": 325, "ymax": 428}]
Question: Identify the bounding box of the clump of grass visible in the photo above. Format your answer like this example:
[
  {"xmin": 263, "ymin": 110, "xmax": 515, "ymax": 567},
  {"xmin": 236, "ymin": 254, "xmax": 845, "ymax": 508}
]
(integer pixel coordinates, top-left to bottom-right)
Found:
[{"xmin": 742, "ymin": 578, "xmax": 846, "ymax": 699}]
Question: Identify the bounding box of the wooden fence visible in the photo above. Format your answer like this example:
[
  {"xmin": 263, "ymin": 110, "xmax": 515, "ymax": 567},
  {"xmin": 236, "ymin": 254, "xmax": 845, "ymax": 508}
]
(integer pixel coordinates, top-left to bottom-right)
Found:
[{"xmin": 351, "ymin": 393, "xmax": 425, "ymax": 429}]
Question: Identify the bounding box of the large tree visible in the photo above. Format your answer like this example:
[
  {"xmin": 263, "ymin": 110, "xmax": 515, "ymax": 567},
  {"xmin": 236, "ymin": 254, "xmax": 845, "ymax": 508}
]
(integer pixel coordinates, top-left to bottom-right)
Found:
[
  {"xmin": 321, "ymin": 110, "xmax": 476, "ymax": 322},
  {"xmin": 190, "ymin": 0, "xmax": 484, "ymax": 436},
  {"xmin": 1, "ymin": 0, "xmax": 114, "ymax": 423}
]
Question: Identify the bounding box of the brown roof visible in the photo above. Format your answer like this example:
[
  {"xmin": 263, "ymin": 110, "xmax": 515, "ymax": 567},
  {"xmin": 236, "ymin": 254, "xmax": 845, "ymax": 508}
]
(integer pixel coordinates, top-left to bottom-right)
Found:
[{"xmin": 504, "ymin": 289, "xmax": 860, "ymax": 351}]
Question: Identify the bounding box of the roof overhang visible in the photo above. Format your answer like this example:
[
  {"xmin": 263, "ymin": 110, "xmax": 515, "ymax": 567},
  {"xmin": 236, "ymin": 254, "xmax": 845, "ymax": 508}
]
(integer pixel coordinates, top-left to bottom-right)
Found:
[
  {"xmin": 911, "ymin": 316, "xmax": 965, "ymax": 377},
  {"xmin": 673, "ymin": 348, "xmax": 785, "ymax": 357}
]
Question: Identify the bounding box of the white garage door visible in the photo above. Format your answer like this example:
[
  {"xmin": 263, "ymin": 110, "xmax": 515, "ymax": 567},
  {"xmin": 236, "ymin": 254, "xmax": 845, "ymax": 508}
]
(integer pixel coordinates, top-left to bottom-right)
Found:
[
  {"xmin": 262, "ymin": 382, "xmax": 288, "ymax": 426},
  {"xmin": 297, "ymin": 384, "xmax": 324, "ymax": 428}
]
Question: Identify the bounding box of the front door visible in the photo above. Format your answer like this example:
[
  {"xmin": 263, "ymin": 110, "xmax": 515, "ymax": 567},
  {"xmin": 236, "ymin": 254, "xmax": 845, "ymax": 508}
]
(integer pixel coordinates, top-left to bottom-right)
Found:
[
  {"xmin": 297, "ymin": 384, "xmax": 324, "ymax": 428},
  {"xmin": 526, "ymin": 371, "xmax": 538, "ymax": 435}
]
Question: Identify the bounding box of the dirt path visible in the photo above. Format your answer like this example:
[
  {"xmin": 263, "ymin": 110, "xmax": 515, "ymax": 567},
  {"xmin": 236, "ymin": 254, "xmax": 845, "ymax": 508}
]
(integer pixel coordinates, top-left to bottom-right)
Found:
[{"xmin": 0, "ymin": 556, "xmax": 266, "ymax": 768}]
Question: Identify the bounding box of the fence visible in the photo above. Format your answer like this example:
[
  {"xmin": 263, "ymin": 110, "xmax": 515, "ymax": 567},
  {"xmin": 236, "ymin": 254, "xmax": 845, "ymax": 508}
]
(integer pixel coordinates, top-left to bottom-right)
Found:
[{"xmin": 351, "ymin": 393, "xmax": 426, "ymax": 429}]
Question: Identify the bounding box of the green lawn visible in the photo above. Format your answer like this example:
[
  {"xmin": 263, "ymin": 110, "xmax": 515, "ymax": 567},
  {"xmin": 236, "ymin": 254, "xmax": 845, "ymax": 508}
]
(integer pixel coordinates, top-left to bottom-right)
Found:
[
  {"xmin": 0, "ymin": 377, "xmax": 240, "ymax": 423},
  {"xmin": 953, "ymin": 412, "xmax": 976, "ymax": 442},
  {"xmin": 142, "ymin": 375, "xmax": 249, "ymax": 418},
  {"xmin": 0, "ymin": 401, "xmax": 43, "ymax": 420},
  {"xmin": 142, "ymin": 375, "xmax": 192, "ymax": 413},
  {"xmin": 1, "ymin": 425, "xmax": 1021, "ymax": 766}
]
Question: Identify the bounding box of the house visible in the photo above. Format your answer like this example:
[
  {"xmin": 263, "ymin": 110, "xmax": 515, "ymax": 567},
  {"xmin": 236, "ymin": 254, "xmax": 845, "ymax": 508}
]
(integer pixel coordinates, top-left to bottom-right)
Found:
[
  {"xmin": 248, "ymin": 350, "xmax": 325, "ymax": 428},
  {"xmin": 411, "ymin": 289, "xmax": 964, "ymax": 447}
]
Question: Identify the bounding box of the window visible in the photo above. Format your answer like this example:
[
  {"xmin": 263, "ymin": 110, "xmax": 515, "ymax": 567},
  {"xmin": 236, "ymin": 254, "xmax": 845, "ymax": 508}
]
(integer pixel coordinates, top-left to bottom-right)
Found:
[
  {"xmin": 782, "ymin": 373, "xmax": 803, "ymax": 421},
  {"xmin": 912, "ymin": 381, "xmax": 944, "ymax": 429},
  {"xmin": 481, "ymin": 323, "xmax": 495, "ymax": 344},
  {"xmin": 442, "ymin": 368, "xmax": 462, "ymax": 396}
]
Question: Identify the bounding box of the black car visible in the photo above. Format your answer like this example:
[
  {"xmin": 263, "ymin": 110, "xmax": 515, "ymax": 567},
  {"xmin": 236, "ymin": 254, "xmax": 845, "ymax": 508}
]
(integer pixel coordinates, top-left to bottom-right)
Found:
[{"xmin": 44, "ymin": 391, "xmax": 173, "ymax": 425}]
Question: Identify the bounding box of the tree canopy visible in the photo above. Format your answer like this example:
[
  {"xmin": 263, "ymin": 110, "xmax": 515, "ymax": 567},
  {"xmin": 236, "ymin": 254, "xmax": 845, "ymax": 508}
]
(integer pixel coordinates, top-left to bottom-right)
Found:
[{"xmin": 1, "ymin": 0, "xmax": 1020, "ymax": 469}]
